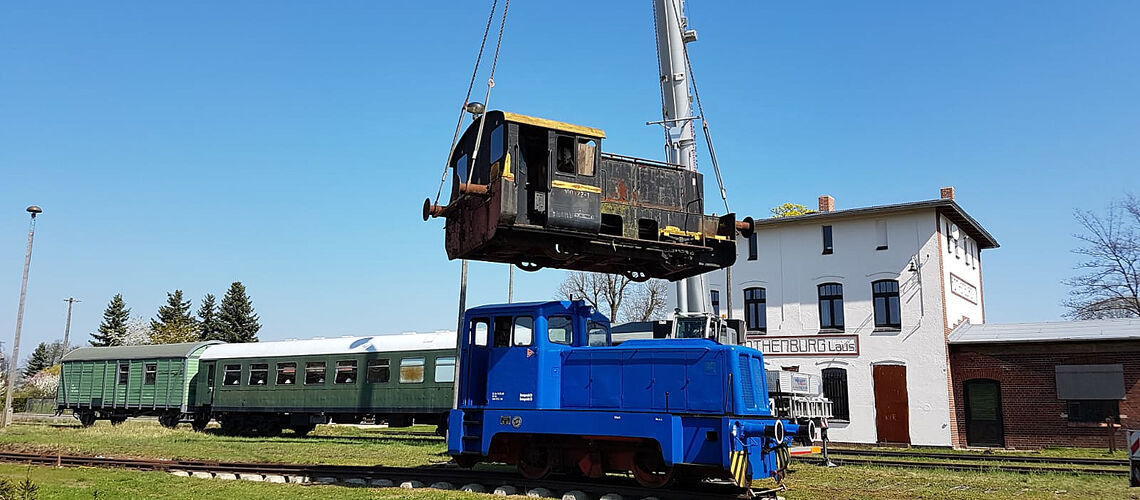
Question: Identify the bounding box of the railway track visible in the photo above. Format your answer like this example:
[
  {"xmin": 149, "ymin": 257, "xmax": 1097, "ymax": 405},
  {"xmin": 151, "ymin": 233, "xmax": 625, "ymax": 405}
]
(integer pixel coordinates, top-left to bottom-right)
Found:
[
  {"xmin": 799, "ymin": 449, "xmax": 1127, "ymax": 476},
  {"xmin": 0, "ymin": 451, "xmax": 746, "ymax": 500},
  {"xmin": 826, "ymin": 448, "xmax": 1128, "ymax": 467}
]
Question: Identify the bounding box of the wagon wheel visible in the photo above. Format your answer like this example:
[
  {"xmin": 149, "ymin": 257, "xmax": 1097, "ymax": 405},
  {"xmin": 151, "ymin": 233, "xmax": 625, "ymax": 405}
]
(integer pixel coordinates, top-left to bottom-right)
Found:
[
  {"xmin": 453, "ymin": 454, "xmax": 479, "ymax": 469},
  {"xmin": 516, "ymin": 444, "xmax": 552, "ymax": 480},
  {"xmin": 77, "ymin": 412, "xmax": 96, "ymax": 428},
  {"xmin": 631, "ymin": 448, "xmax": 674, "ymax": 489},
  {"xmin": 158, "ymin": 413, "xmax": 179, "ymax": 429},
  {"xmin": 110, "ymin": 416, "xmax": 127, "ymax": 426},
  {"xmin": 191, "ymin": 415, "xmax": 210, "ymax": 432},
  {"xmin": 290, "ymin": 424, "xmax": 316, "ymax": 437}
]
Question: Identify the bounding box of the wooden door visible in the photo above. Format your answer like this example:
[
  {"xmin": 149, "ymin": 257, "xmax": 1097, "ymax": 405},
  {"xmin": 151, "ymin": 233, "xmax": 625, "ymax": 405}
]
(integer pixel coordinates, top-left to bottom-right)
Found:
[
  {"xmin": 873, "ymin": 364, "xmax": 911, "ymax": 444},
  {"xmin": 964, "ymin": 379, "xmax": 1005, "ymax": 447}
]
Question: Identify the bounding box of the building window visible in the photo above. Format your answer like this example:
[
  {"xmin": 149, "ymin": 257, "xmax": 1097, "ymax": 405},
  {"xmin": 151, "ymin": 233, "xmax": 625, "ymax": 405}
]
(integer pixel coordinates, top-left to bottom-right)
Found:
[
  {"xmin": 875, "ymin": 220, "xmax": 888, "ymax": 250},
  {"xmin": 118, "ymin": 363, "xmax": 129, "ymax": 385},
  {"xmin": 367, "ymin": 359, "xmax": 390, "ymax": 383},
  {"xmin": 305, "ymin": 362, "xmax": 326, "ymax": 385},
  {"xmin": 945, "ymin": 219, "xmax": 953, "ymax": 253},
  {"xmin": 400, "ymin": 358, "xmax": 425, "ymax": 383},
  {"xmin": 435, "ymin": 357, "xmax": 456, "ymax": 383},
  {"xmin": 513, "ymin": 316, "xmax": 534, "ymax": 346},
  {"xmin": 547, "ymin": 315, "xmax": 572, "ymax": 345},
  {"xmin": 335, "ymin": 360, "xmax": 357, "ymax": 384},
  {"xmin": 1067, "ymin": 400, "xmax": 1120, "ymax": 423},
  {"xmin": 822, "ymin": 367, "xmax": 850, "ymax": 421},
  {"xmin": 276, "ymin": 362, "xmax": 296, "ymax": 385},
  {"xmin": 144, "ymin": 363, "xmax": 157, "ymax": 385},
  {"xmin": 743, "ymin": 287, "xmax": 766, "ymax": 333},
  {"xmin": 747, "ymin": 233, "xmax": 758, "ymax": 261},
  {"xmin": 818, "ymin": 283, "xmax": 844, "ymax": 331},
  {"xmin": 247, "ymin": 363, "xmax": 268, "ymax": 386},
  {"xmin": 965, "ymin": 239, "xmax": 974, "ymax": 267},
  {"xmin": 872, "ymin": 280, "xmax": 901, "ymax": 330},
  {"xmin": 223, "ymin": 364, "xmax": 242, "ymax": 386},
  {"xmin": 822, "ymin": 225, "xmax": 833, "ymax": 254},
  {"xmin": 710, "ymin": 290, "xmax": 721, "ymax": 317}
]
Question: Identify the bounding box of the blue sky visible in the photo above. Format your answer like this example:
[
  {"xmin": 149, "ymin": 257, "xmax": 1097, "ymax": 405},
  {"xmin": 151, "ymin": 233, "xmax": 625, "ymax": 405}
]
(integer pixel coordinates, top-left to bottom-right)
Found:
[{"xmin": 1, "ymin": 1, "xmax": 1137, "ymax": 353}]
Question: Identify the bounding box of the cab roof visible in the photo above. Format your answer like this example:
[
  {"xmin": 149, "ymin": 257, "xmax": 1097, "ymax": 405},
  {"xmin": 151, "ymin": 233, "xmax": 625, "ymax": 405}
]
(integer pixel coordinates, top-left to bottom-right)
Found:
[{"xmin": 498, "ymin": 111, "xmax": 606, "ymax": 139}]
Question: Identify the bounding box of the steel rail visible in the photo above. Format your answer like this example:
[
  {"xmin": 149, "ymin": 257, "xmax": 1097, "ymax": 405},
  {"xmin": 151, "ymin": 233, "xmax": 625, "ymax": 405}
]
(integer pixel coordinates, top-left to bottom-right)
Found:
[
  {"xmin": 825, "ymin": 448, "xmax": 1128, "ymax": 467},
  {"xmin": 797, "ymin": 456, "xmax": 1126, "ymax": 476}
]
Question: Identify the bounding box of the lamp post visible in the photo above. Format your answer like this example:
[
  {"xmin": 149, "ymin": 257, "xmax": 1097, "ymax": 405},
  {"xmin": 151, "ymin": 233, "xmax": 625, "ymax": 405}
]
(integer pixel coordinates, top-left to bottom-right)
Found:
[{"xmin": 3, "ymin": 205, "xmax": 42, "ymax": 427}]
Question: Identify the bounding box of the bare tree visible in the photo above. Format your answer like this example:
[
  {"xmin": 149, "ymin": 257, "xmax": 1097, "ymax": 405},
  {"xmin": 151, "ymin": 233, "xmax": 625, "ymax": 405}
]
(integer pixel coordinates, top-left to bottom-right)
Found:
[
  {"xmin": 1063, "ymin": 195, "xmax": 1140, "ymax": 319},
  {"xmin": 557, "ymin": 272, "xmax": 632, "ymax": 321},
  {"xmin": 621, "ymin": 279, "xmax": 669, "ymax": 323}
]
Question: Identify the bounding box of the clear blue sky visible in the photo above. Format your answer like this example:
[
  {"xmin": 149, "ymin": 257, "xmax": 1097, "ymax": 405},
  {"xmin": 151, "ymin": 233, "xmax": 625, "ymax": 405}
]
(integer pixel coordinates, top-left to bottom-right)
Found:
[{"xmin": 1, "ymin": 2, "xmax": 1137, "ymax": 354}]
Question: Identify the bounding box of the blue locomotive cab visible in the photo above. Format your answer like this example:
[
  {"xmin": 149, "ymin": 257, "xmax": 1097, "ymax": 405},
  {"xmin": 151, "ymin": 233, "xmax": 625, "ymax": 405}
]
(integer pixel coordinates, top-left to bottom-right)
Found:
[{"xmin": 449, "ymin": 300, "xmax": 798, "ymax": 490}]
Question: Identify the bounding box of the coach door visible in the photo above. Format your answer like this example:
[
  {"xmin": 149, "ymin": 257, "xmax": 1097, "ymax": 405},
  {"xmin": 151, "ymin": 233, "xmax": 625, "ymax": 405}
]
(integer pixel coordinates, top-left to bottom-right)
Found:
[
  {"xmin": 485, "ymin": 315, "xmax": 538, "ymax": 409},
  {"xmin": 964, "ymin": 379, "xmax": 1005, "ymax": 447},
  {"xmin": 873, "ymin": 364, "xmax": 911, "ymax": 445}
]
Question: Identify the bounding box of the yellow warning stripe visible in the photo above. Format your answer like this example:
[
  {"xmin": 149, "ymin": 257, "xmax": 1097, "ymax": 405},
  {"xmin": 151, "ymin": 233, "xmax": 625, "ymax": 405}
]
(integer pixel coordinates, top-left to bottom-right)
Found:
[
  {"xmin": 729, "ymin": 450, "xmax": 749, "ymax": 487},
  {"xmin": 551, "ymin": 180, "xmax": 602, "ymax": 194}
]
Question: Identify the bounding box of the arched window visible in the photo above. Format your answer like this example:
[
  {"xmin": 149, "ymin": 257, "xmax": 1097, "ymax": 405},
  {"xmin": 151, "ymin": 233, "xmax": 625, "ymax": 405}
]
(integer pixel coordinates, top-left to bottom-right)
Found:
[
  {"xmin": 818, "ymin": 283, "xmax": 844, "ymax": 331},
  {"xmin": 822, "ymin": 367, "xmax": 850, "ymax": 421},
  {"xmin": 743, "ymin": 287, "xmax": 766, "ymax": 333},
  {"xmin": 872, "ymin": 280, "xmax": 901, "ymax": 329}
]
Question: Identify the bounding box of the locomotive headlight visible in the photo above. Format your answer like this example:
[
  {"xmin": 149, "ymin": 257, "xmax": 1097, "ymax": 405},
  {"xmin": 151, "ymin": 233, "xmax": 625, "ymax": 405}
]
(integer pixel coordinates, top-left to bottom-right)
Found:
[{"xmin": 465, "ymin": 102, "xmax": 486, "ymax": 116}]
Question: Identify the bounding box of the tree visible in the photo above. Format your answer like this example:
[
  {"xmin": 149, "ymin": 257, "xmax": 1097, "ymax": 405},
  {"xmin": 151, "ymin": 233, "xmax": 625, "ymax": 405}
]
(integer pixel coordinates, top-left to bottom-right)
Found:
[
  {"xmin": 149, "ymin": 322, "xmax": 200, "ymax": 344},
  {"xmin": 620, "ymin": 279, "xmax": 670, "ymax": 323},
  {"xmin": 89, "ymin": 294, "xmax": 130, "ymax": 347},
  {"xmin": 151, "ymin": 290, "xmax": 195, "ymax": 332},
  {"xmin": 219, "ymin": 282, "xmax": 260, "ymax": 343},
  {"xmin": 122, "ymin": 316, "xmax": 153, "ymax": 346},
  {"xmin": 197, "ymin": 293, "xmax": 224, "ymax": 341},
  {"xmin": 558, "ymin": 272, "xmax": 632, "ymax": 321},
  {"xmin": 1063, "ymin": 195, "xmax": 1140, "ymax": 319},
  {"xmin": 770, "ymin": 203, "xmax": 816, "ymax": 218},
  {"xmin": 23, "ymin": 342, "xmax": 63, "ymax": 378}
]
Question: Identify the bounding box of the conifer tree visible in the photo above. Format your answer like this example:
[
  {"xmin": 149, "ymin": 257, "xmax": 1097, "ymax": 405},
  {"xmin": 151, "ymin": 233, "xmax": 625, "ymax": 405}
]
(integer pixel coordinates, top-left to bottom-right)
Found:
[
  {"xmin": 151, "ymin": 290, "xmax": 195, "ymax": 332},
  {"xmin": 23, "ymin": 342, "xmax": 63, "ymax": 378},
  {"xmin": 89, "ymin": 294, "xmax": 130, "ymax": 347},
  {"xmin": 197, "ymin": 293, "xmax": 224, "ymax": 341},
  {"xmin": 219, "ymin": 282, "xmax": 260, "ymax": 343}
]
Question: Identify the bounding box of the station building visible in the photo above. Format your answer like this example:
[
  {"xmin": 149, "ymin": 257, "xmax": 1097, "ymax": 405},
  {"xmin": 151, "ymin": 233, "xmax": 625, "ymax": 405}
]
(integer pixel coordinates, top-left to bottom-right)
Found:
[{"xmin": 677, "ymin": 187, "xmax": 999, "ymax": 446}]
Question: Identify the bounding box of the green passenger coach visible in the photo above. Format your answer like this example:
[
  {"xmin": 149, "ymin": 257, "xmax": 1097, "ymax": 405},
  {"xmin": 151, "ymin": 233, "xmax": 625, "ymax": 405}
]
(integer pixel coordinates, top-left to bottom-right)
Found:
[
  {"xmin": 197, "ymin": 332, "xmax": 456, "ymax": 436},
  {"xmin": 56, "ymin": 341, "xmax": 219, "ymax": 428}
]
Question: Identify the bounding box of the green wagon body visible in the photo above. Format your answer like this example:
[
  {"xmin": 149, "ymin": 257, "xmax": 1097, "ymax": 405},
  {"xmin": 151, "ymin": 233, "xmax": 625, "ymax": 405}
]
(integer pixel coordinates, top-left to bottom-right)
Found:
[{"xmin": 55, "ymin": 341, "xmax": 219, "ymax": 426}]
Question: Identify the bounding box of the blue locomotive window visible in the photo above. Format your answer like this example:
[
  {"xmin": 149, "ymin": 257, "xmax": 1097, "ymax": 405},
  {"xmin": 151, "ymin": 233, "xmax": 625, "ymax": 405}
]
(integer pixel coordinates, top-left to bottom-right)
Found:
[
  {"xmin": 367, "ymin": 359, "xmax": 390, "ymax": 383},
  {"xmin": 248, "ymin": 364, "xmax": 268, "ymax": 386},
  {"xmin": 513, "ymin": 316, "xmax": 534, "ymax": 346},
  {"xmin": 335, "ymin": 360, "xmax": 357, "ymax": 384},
  {"xmin": 144, "ymin": 363, "xmax": 157, "ymax": 385},
  {"xmin": 118, "ymin": 363, "xmax": 129, "ymax": 385},
  {"xmin": 471, "ymin": 318, "xmax": 489, "ymax": 347},
  {"xmin": 493, "ymin": 316, "xmax": 513, "ymax": 347},
  {"xmin": 400, "ymin": 358, "xmax": 425, "ymax": 383},
  {"xmin": 435, "ymin": 357, "xmax": 456, "ymax": 383},
  {"xmin": 490, "ymin": 125, "xmax": 504, "ymax": 164},
  {"xmin": 223, "ymin": 364, "xmax": 242, "ymax": 386},
  {"xmin": 547, "ymin": 315, "xmax": 572, "ymax": 345},
  {"xmin": 587, "ymin": 320, "xmax": 608, "ymax": 346},
  {"xmin": 305, "ymin": 362, "xmax": 326, "ymax": 385},
  {"xmin": 276, "ymin": 362, "xmax": 296, "ymax": 385}
]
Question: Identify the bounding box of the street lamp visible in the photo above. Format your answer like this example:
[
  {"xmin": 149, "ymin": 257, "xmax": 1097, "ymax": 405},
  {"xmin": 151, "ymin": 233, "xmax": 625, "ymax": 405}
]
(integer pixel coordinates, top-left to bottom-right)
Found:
[{"xmin": 3, "ymin": 205, "xmax": 42, "ymax": 426}]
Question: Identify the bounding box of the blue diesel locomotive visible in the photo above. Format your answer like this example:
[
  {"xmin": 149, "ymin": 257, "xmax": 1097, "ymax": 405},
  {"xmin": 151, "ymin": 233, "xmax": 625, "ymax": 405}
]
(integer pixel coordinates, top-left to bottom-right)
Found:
[{"xmin": 447, "ymin": 300, "xmax": 798, "ymax": 489}]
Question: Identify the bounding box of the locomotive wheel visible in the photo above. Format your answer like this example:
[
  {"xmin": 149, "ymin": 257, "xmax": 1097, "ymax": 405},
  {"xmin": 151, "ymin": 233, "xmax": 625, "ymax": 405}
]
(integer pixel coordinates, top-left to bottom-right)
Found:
[
  {"xmin": 516, "ymin": 445, "xmax": 552, "ymax": 480},
  {"xmin": 77, "ymin": 412, "xmax": 96, "ymax": 427},
  {"xmin": 631, "ymin": 449, "xmax": 674, "ymax": 488}
]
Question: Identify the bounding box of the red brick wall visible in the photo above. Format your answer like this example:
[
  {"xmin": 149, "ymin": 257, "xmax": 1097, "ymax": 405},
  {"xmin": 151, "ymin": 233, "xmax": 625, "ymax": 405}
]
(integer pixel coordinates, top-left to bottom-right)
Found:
[{"xmin": 950, "ymin": 341, "xmax": 1140, "ymax": 449}]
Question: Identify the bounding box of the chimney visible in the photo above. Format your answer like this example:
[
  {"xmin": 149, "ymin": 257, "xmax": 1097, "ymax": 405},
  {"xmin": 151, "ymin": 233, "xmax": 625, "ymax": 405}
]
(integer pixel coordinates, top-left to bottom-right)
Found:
[
  {"xmin": 940, "ymin": 186, "xmax": 955, "ymax": 201},
  {"xmin": 818, "ymin": 195, "xmax": 835, "ymax": 212}
]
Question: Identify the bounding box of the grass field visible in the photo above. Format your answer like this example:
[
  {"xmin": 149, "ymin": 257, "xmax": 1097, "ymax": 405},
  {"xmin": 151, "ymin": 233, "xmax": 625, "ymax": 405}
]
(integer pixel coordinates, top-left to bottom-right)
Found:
[{"xmin": 0, "ymin": 420, "xmax": 1133, "ymax": 499}]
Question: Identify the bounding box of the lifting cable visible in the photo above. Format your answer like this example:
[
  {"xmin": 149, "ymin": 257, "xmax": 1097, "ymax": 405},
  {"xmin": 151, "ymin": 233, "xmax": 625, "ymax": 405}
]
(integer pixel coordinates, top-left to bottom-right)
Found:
[
  {"xmin": 464, "ymin": 0, "xmax": 510, "ymax": 187},
  {"xmin": 433, "ymin": 0, "xmax": 508, "ymax": 207},
  {"xmin": 669, "ymin": 0, "xmax": 732, "ymax": 215}
]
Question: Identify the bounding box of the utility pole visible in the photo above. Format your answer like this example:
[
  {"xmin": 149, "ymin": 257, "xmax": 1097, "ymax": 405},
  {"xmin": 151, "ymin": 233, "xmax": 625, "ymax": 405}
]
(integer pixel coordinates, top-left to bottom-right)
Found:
[
  {"xmin": 652, "ymin": 0, "xmax": 708, "ymax": 316},
  {"xmin": 60, "ymin": 297, "xmax": 80, "ymax": 364},
  {"xmin": 4, "ymin": 205, "xmax": 42, "ymax": 427},
  {"xmin": 507, "ymin": 266, "xmax": 514, "ymax": 304}
]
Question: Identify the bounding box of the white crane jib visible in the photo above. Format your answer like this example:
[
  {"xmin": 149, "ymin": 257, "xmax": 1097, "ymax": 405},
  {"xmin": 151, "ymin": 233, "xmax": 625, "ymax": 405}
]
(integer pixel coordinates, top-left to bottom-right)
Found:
[{"xmin": 652, "ymin": 0, "xmax": 709, "ymax": 318}]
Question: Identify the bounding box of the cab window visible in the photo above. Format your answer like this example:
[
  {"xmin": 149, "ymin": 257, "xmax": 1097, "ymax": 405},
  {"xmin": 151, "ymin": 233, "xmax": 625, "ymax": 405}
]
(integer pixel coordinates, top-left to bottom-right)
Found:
[
  {"xmin": 493, "ymin": 316, "xmax": 513, "ymax": 347},
  {"xmin": 513, "ymin": 316, "xmax": 534, "ymax": 346},
  {"xmin": 490, "ymin": 125, "xmax": 504, "ymax": 164},
  {"xmin": 587, "ymin": 320, "xmax": 608, "ymax": 346},
  {"xmin": 577, "ymin": 139, "xmax": 596, "ymax": 176},
  {"xmin": 556, "ymin": 136, "xmax": 575, "ymax": 174},
  {"xmin": 456, "ymin": 153, "xmax": 469, "ymax": 183},
  {"xmin": 547, "ymin": 315, "xmax": 572, "ymax": 345},
  {"xmin": 471, "ymin": 318, "xmax": 489, "ymax": 347}
]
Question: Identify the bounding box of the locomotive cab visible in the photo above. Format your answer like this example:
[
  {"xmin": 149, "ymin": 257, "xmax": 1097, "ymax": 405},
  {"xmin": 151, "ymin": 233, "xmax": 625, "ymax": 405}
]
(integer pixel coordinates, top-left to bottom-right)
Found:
[{"xmin": 424, "ymin": 110, "xmax": 747, "ymax": 281}]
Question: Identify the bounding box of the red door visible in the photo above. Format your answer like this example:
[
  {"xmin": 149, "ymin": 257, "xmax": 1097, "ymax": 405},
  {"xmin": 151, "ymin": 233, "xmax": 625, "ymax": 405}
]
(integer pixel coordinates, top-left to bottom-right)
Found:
[{"xmin": 873, "ymin": 364, "xmax": 910, "ymax": 444}]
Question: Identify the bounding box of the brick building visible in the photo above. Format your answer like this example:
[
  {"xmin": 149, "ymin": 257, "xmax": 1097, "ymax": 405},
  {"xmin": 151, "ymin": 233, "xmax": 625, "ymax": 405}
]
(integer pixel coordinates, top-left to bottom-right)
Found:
[{"xmin": 949, "ymin": 319, "xmax": 1140, "ymax": 449}]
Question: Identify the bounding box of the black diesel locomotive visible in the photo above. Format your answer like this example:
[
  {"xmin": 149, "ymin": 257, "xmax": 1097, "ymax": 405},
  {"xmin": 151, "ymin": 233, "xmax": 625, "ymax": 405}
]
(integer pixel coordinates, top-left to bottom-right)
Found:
[{"xmin": 424, "ymin": 110, "xmax": 752, "ymax": 281}]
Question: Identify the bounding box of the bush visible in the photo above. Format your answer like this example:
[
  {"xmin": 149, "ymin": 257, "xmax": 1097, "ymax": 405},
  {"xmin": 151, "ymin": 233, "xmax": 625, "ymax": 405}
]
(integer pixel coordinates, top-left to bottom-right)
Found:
[{"xmin": 0, "ymin": 468, "xmax": 39, "ymax": 500}]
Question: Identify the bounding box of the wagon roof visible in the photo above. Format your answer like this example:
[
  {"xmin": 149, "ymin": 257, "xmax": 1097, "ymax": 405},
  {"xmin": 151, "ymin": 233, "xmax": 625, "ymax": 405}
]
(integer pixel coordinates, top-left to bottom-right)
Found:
[
  {"xmin": 199, "ymin": 331, "xmax": 456, "ymax": 361},
  {"xmin": 499, "ymin": 111, "xmax": 606, "ymax": 139},
  {"xmin": 61, "ymin": 341, "xmax": 221, "ymax": 362}
]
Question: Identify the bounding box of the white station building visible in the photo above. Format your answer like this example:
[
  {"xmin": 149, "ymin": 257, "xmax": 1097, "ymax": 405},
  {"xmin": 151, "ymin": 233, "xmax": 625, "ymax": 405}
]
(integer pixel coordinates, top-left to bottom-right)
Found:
[{"xmin": 671, "ymin": 187, "xmax": 998, "ymax": 446}]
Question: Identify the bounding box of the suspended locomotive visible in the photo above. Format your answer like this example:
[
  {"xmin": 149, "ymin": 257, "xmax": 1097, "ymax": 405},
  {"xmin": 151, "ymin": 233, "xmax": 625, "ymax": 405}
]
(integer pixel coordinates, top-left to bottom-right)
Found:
[{"xmin": 424, "ymin": 109, "xmax": 753, "ymax": 281}]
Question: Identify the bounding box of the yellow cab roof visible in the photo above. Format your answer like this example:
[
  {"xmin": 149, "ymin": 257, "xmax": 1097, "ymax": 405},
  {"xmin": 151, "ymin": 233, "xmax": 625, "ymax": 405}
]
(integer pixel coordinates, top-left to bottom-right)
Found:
[{"xmin": 499, "ymin": 111, "xmax": 606, "ymax": 139}]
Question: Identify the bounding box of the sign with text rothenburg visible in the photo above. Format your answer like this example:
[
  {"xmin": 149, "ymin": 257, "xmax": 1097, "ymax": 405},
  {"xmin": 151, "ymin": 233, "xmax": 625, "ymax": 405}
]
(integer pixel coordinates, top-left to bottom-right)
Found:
[{"xmin": 747, "ymin": 335, "xmax": 860, "ymax": 356}]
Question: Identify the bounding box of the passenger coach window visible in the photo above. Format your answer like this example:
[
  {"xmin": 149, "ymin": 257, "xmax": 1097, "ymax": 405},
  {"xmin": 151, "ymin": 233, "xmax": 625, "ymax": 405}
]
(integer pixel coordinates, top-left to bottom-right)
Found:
[
  {"xmin": 248, "ymin": 363, "xmax": 268, "ymax": 385},
  {"xmin": 547, "ymin": 316, "xmax": 572, "ymax": 345},
  {"xmin": 335, "ymin": 360, "xmax": 357, "ymax": 384},
  {"xmin": 587, "ymin": 320, "xmax": 608, "ymax": 347},
  {"xmin": 513, "ymin": 317, "xmax": 534, "ymax": 346},
  {"xmin": 118, "ymin": 363, "xmax": 129, "ymax": 385},
  {"xmin": 471, "ymin": 318, "xmax": 489, "ymax": 347},
  {"xmin": 400, "ymin": 358, "xmax": 425, "ymax": 383},
  {"xmin": 276, "ymin": 362, "xmax": 296, "ymax": 385},
  {"xmin": 305, "ymin": 362, "xmax": 326, "ymax": 385},
  {"xmin": 223, "ymin": 364, "xmax": 242, "ymax": 386},
  {"xmin": 144, "ymin": 363, "xmax": 157, "ymax": 385},
  {"xmin": 493, "ymin": 316, "xmax": 513, "ymax": 347},
  {"xmin": 367, "ymin": 359, "xmax": 390, "ymax": 383},
  {"xmin": 435, "ymin": 357, "xmax": 456, "ymax": 383}
]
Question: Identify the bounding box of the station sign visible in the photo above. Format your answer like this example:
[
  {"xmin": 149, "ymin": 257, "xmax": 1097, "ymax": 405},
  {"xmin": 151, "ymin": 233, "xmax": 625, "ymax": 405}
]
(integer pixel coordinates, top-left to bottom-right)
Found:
[{"xmin": 747, "ymin": 334, "xmax": 859, "ymax": 357}]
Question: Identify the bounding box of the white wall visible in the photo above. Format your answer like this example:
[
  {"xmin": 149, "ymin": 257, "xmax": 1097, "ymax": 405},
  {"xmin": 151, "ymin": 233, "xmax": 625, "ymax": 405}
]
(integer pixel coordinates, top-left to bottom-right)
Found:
[{"xmin": 679, "ymin": 209, "xmax": 959, "ymax": 446}]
